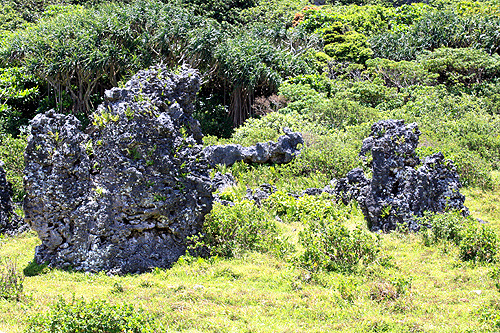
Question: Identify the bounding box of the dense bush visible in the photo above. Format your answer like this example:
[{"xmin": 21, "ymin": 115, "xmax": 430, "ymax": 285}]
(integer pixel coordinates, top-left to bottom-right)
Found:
[
  {"xmin": 419, "ymin": 211, "xmax": 468, "ymax": 246},
  {"xmin": 365, "ymin": 58, "xmax": 438, "ymax": 90},
  {"xmin": 323, "ymin": 24, "xmax": 373, "ymax": 64},
  {"xmin": 264, "ymin": 192, "xmax": 347, "ymax": 223},
  {"xmin": 370, "ymin": 10, "xmax": 500, "ymax": 61},
  {"xmin": 290, "ymin": 131, "xmax": 362, "ymax": 179},
  {"xmin": 298, "ymin": 5, "xmax": 393, "ymax": 36},
  {"xmin": 0, "ymin": 135, "xmax": 26, "ymax": 202},
  {"xmin": 459, "ymin": 222, "xmax": 498, "ymax": 263},
  {"xmin": 0, "ymin": 67, "xmax": 40, "ymax": 135},
  {"xmin": 26, "ymin": 298, "xmax": 161, "ymax": 333},
  {"xmin": 420, "ymin": 211, "xmax": 499, "ymax": 263},
  {"xmin": 201, "ymin": 201, "xmax": 291, "ymax": 258},
  {"xmin": 299, "ymin": 218, "xmax": 381, "ymax": 272},
  {"xmin": 182, "ymin": 0, "xmax": 256, "ymax": 24},
  {"xmin": 418, "ymin": 47, "xmax": 500, "ymax": 87},
  {"xmin": 0, "ymin": 4, "xmax": 28, "ymax": 31},
  {"xmin": 193, "ymin": 96, "xmax": 233, "ymax": 138}
]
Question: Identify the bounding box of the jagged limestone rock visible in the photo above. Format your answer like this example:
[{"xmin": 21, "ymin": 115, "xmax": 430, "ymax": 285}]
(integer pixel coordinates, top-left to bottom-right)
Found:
[
  {"xmin": 334, "ymin": 119, "xmax": 468, "ymax": 232},
  {"xmin": 24, "ymin": 66, "xmax": 213, "ymax": 274},
  {"xmin": 202, "ymin": 128, "xmax": 303, "ymax": 167},
  {"xmin": 24, "ymin": 66, "xmax": 304, "ymax": 274}
]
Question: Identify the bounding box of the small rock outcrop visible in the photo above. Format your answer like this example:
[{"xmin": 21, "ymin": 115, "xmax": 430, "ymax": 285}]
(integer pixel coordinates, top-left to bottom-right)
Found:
[
  {"xmin": 335, "ymin": 119, "xmax": 468, "ymax": 232},
  {"xmin": 202, "ymin": 128, "xmax": 303, "ymax": 167},
  {"xmin": 0, "ymin": 161, "xmax": 23, "ymax": 235},
  {"xmin": 24, "ymin": 66, "xmax": 213, "ymax": 274}
]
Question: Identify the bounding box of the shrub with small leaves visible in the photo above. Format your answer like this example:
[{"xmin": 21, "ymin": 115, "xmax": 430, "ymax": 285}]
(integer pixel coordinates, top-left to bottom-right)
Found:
[
  {"xmin": 419, "ymin": 211, "xmax": 468, "ymax": 246},
  {"xmin": 26, "ymin": 298, "xmax": 162, "ymax": 333},
  {"xmin": 299, "ymin": 218, "xmax": 381, "ymax": 272},
  {"xmin": 459, "ymin": 222, "xmax": 498, "ymax": 263},
  {"xmin": 264, "ymin": 192, "xmax": 349, "ymax": 223},
  {"xmin": 201, "ymin": 201, "xmax": 292, "ymax": 258}
]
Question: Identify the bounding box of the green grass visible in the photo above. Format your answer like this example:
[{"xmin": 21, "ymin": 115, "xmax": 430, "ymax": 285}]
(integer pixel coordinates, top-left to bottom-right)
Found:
[
  {"xmin": 2, "ymin": 191, "xmax": 500, "ymax": 332},
  {"xmin": 1, "ymin": 168, "xmax": 499, "ymax": 332}
]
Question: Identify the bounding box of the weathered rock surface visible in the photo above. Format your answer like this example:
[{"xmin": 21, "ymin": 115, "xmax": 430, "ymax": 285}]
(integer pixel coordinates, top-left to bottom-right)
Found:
[
  {"xmin": 24, "ymin": 66, "xmax": 304, "ymax": 274},
  {"xmin": 202, "ymin": 128, "xmax": 303, "ymax": 167},
  {"xmin": 245, "ymin": 183, "xmax": 277, "ymax": 205},
  {"xmin": 0, "ymin": 161, "xmax": 23, "ymax": 235},
  {"xmin": 24, "ymin": 66, "xmax": 213, "ymax": 274},
  {"xmin": 335, "ymin": 119, "xmax": 468, "ymax": 232}
]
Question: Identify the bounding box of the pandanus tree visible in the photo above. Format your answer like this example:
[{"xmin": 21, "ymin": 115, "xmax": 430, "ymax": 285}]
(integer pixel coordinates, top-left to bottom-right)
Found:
[
  {"xmin": 214, "ymin": 30, "xmax": 312, "ymax": 126},
  {"xmin": 1, "ymin": 0, "xmax": 314, "ymax": 126},
  {"xmin": 0, "ymin": 1, "xmax": 211, "ymax": 115}
]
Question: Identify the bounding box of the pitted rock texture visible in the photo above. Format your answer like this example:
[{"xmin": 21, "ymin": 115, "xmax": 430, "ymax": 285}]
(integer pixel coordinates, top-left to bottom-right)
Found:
[
  {"xmin": 202, "ymin": 128, "xmax": 303, "ymax": 167},
  {"xmin": 335, "ymin": 119, "xmax": 468, "ymax": 232},
  {"xmin": 0, "ymin": 161, "xmax": 23, "ymax": 235},
  {"xmin": 245, "ymin": 183, "xmax": 277, "ymax": 205},
  {"xmin": 24, "ymin": 66, "xmax": 214, "ymax": 274}
]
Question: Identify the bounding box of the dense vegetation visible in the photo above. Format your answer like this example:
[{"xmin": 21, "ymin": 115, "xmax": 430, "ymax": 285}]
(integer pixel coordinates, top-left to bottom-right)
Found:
[{"xmin": 1, "ymin": 0, "xmax": 500, "ymax": 331}]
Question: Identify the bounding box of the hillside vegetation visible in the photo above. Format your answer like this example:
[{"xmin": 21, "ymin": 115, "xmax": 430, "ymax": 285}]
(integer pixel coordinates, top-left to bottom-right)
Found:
[{"xmin": 1, "ymin": 0, "xmax": 500, "ymax": 331}]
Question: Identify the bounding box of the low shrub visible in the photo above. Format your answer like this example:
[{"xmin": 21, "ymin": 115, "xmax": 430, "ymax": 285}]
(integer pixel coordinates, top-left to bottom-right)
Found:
[
  {"xmin": 0, "ymin": 134, "xmax": 26, "ymax": 202},
  {"xmin": 420, "ymin": 211, "xmax": 499, "ymax": 263},
  {"xmin": 264, "ymin": 192, "xmax": 349, "ymax": 223},
  {"xmin": 26, "ymin": 298, "xmax": 161, "ymax": 333},
  {"xmin": 289, "ymin": 131, "xmax": 362, "ymax": 179},
  {"xmin": 478, "ymin": 300, "xmax": 500, "ymax": 331},
  {"xmin": 418, "ymin": 47, "xmax": 500, "ymax": 88},
  {"xmin": 299, "ymin": 218, "xmax": 381, "ymax": 272},
  {"xmin": 459, "ymin": 222, "xmax": 498, "ymax": 263},
  {"xmin": 0, "ymin": 257, "xmax": 24, "ymax": 301},
  {"xmin": 201, "ymin": 201, "xmax": 292, "ymax": 258},
  {"xmin": 419, "ymin": 211, "xmax": 468, "ymax": 246}
]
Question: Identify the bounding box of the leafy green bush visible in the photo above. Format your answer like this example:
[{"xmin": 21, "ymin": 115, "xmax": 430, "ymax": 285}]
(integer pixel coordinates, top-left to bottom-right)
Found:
[
  {"xmin": 419, "ymin": 47, "xmax": 500, "ymax": 87},
  {"xmin": 478, "ymin": 300, "xmax": 500, "ymax": 331},
  {"xmin": 299, "ymin": 218, "xmax": 381, "ymax": 272},
  {"xmin": 0, "ymin": 258, "xmax": 24, "ymax": 301},
  {"xmin": 201, "ymin": 201, "xmax": 291, "ymax": 258},
  {"xmin": 323, "ymin": 23, "xmax": 373, "ymax": 64},
  {"xmin": 287, "ymin": 74, "xmax": 336, "ymax": 97},
  {"xmin": 26, "ymin": 298, "xmax": 161, "ymax": 333},
  {"xmin": 264, "ymin": 192, "xmax": 348, "ymax": 223},
  {"xmin": 299, "ymin": 4, "xmax": 393, "ymax": 36},
  {"xmin": 289, "ymin": 130, "xmax": 362, "ymax": 179},
  {"xmin": 419, "ymin": 211, "xmax": 468, "ymax": 246},
  {"xmin": 365, "ymin": 58, "xmax": 438, "ymax": 90},
  {"xmin": 182, "ymin": 0, "xmax": 255, "ymax": 24},
  {"xmin": 0, "ymin": 135, "xmax": 26, "ymax": 202},
  {"xmin": 310, "ymin": 98, "xmax": 379, "ymax": 129},
  {"xmin": 0, "ymin": 67, "xmax": 40, "ymax": 135},
  {"xmin": 0, "ymin": 4, "xmax": 28, "ymax": 31},
  {"xmin": 240, "ymin": 0, "xmax": 309, "ymax": 26},
  {"xmin": 459, "ymin": 222, "xmax": 498, "ymax": 263},
  {"xmin": 420, "ymin": 211, "xmax": 499, "ymax": 263},
  {"xmin": 336, "ymin": 79, "xmax": 398, "ymax": 108},
  {"xmin": 370, "ymin": 10, "xmax": 500, "ymax": 61},
  {"xmin": 193, "ymin": 97, "xmax": 232, "ymax": 138}
]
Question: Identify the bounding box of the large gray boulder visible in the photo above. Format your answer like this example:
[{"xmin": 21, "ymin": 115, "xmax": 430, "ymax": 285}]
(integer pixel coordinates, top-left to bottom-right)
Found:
[
  {"xmin": 24, "ymin": 66, "xmax": 213, "ymax": 274},
  {"xmin": 335, "ymin": 119, "xmax": 468, "ymax": 232}
]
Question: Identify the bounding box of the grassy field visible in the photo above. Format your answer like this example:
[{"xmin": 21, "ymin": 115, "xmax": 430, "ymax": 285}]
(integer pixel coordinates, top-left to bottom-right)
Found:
[{"xmin": 0, "ymin": 182, "xmax": 499, "ymax": 332}]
